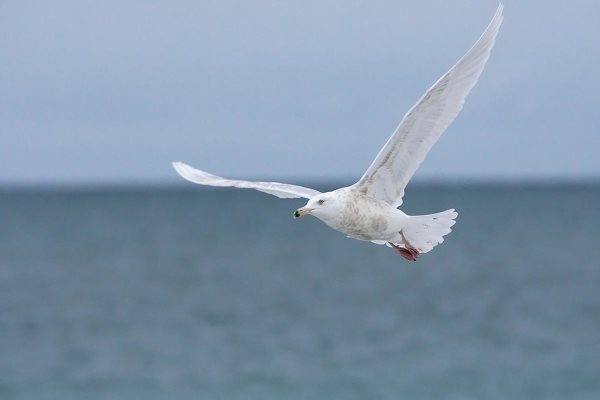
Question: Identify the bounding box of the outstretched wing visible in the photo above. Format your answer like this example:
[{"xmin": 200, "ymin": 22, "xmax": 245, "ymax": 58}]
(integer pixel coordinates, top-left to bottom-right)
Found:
[
  {"xmin": 353, "ymin": 5, "xmax": 503, "ymax": 207},
  {"xmin": 172, "ymin": 162, "xmax": 321, "ymax": 199}
]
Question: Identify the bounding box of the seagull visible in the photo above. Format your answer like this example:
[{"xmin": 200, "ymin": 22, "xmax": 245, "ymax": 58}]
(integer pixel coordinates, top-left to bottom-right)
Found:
[{"xmin": 173, "ymin": 5, "xmax": 503, "ymax": 261}]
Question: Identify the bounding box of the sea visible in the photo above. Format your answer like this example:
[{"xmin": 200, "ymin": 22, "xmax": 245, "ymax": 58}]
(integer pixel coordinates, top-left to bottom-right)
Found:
[{"xmin": 1, "ymin": 183, "xmax": 599, "ymax": 400}]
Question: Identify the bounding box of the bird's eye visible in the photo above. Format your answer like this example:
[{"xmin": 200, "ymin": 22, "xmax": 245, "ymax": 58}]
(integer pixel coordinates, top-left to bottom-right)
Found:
[{"xmin": 318, "ymin": 199, "xmax": 325, "ymax": 205}]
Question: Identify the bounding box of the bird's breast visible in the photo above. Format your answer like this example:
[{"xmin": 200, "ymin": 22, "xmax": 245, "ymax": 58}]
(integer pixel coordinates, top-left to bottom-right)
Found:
[{"xmin": 320, "ymin": 193, "xmax": 395, "ymax": 240}]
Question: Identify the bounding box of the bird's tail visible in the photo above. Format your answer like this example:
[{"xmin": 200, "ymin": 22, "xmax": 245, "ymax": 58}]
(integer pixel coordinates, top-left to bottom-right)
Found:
[{"xmin": 403, "ymin": 209, "xmax": 458, "ymax": 253}]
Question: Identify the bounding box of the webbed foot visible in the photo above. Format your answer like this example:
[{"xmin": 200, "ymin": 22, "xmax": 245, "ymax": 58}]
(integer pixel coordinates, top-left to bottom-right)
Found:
[{"xmin": 388, "ymin": 231, "xmax": 420, "ymax": 261}]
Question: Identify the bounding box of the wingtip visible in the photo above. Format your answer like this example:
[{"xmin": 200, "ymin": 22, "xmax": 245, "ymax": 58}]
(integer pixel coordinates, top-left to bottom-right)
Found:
[
  {"xmin": 495, "ymin": 3, "xmax": 505, "ymax": 23},
  {"xmin": 172, "ymin": 161, "xmax": 187, "ymax": 170},
  {"xmin": 172, "ymin": 161, "xmax": 189, "ymax": 179}
]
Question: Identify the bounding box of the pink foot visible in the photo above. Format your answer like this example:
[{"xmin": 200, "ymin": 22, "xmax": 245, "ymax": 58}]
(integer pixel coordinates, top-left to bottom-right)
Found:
[
  {"xmin": 389, "ymin": 243, "xmax": 418, "ymax": 261},
  {"xmin": 388, "ymin": 232, "xmax": 420, "ymax": 261}
]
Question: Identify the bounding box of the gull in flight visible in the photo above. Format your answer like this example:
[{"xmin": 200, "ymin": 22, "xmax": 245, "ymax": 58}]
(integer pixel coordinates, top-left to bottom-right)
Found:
[{"xmin": 173, "ymin": 5, "xmax": 503, "ymax": 261}]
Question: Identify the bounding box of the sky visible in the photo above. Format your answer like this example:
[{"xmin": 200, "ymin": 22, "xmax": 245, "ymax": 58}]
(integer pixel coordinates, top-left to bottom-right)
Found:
[{"xmin": 1, "ymin": 0, "xmax": 599, "ymax": 185}]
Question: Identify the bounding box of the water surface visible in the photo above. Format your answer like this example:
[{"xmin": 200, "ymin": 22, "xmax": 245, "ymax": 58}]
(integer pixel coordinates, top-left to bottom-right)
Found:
[{"xmin": 1, "ymin": 184, "xmax": 599, "ymax": 399}]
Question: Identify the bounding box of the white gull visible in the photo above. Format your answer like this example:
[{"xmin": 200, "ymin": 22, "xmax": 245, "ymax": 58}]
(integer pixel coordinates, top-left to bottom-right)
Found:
[{"xmin": 173, "ymin": 5, "xmax": 503, "ymax": 261}]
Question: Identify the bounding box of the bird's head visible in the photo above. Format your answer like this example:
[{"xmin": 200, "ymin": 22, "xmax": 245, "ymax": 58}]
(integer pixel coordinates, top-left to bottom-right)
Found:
[{"xmin": 294, "ymin": 193, "xmax": 335, "ymax": 220}]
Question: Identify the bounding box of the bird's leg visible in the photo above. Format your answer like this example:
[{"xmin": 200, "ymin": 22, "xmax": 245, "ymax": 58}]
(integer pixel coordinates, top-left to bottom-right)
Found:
[
  {"xmin": 400, "ymin": 231, "xmax": 420, "ymax": 261},
  {"xmin": 389, "ymin": 243, "xmax": 417, "ymax": 261},
  {"xmin": 388, "ymin": 231, "xmax": 420, "ymax": 261}
]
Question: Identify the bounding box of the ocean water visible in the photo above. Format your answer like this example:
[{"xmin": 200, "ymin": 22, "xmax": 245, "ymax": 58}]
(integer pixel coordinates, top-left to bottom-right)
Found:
[{"xmin": 1, "ymin": 184, "xmax": 599, "ymax": 400}]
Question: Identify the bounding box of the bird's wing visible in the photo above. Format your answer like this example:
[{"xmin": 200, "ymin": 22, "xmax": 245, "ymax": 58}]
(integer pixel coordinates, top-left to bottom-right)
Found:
[
  {"xmin": 172, "ymin": 162, "xmax": 321, "ymax": 199},
  {"xmin": 352, "ymin": 5, "xmax": 503, "ymax": 207}
]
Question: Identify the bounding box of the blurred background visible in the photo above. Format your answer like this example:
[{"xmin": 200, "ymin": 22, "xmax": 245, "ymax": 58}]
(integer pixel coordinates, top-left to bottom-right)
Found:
[{"xmin": 1, "ymin": 1, "xmax": 599, "ymax": 399}]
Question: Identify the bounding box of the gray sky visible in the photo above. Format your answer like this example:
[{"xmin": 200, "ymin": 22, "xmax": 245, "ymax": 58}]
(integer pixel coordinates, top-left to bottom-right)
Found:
[{"xmin": 1, "ymin": 0, "xmax": 599, "ymax": 185}]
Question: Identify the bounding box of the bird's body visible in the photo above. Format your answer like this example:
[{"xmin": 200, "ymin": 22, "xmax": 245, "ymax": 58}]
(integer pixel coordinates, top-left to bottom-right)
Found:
[
  {"xmin": 291, "ymin": 186, "xmax": 457, "ymax": 260},
  {"xmin": 172, "ymin": 5, "xmax": 503, "ymax": 261},
  {"xmin": 304, "ymin": 186, "xmax": 405, "ymax": 242}
]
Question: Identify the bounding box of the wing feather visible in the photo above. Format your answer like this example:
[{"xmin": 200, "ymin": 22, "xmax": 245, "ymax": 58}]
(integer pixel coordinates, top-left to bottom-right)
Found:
[
  {"xmin": 353, "ymin": 4, "xmax": 504, "ymax": 207},
  {"xmin": 172, "ymin": 162, "xmax": 321, "ymax": 199}
]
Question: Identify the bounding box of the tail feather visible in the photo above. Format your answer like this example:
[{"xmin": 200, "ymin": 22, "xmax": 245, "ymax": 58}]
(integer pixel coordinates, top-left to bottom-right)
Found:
[{"xmin": 403, "ymin": 209, "xmax": 458, "ymax": 253}]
